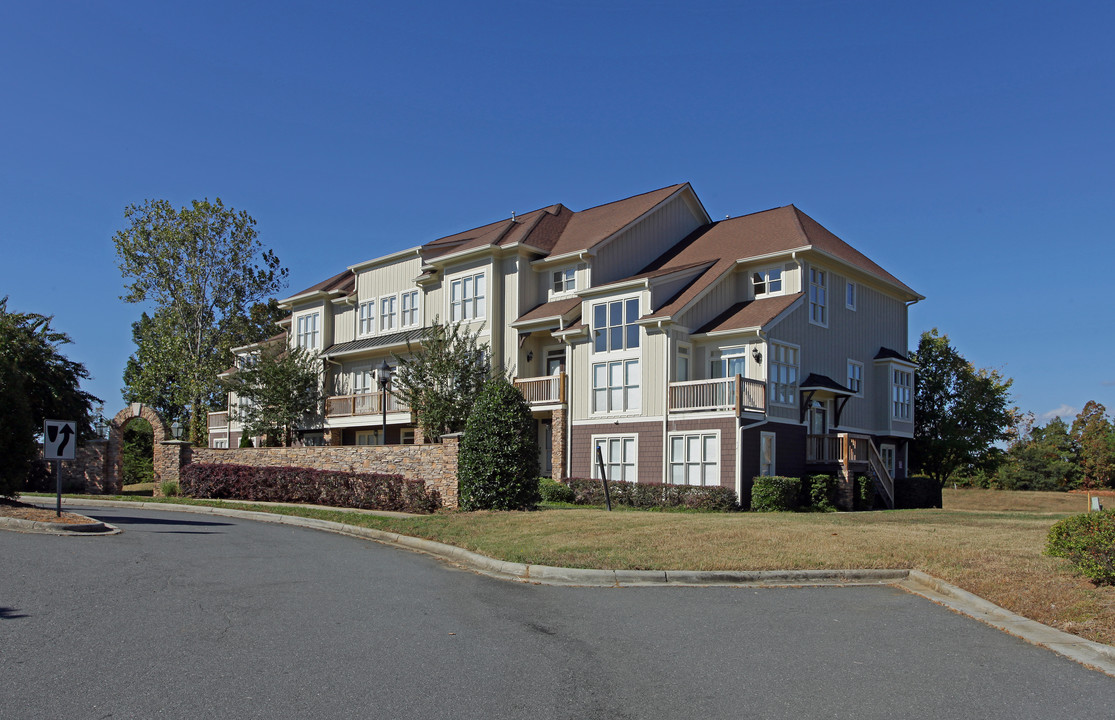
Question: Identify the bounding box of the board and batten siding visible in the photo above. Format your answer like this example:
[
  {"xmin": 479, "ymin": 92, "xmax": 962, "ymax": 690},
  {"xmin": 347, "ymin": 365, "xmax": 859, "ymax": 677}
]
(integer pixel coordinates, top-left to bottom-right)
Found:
[
  {"xmin": 592, "ymin": 194, "xmax": 705, "ymax": 286},
  {"xmin": 765, "ymin": 263, "xmax": 909, "ymax": 434}
]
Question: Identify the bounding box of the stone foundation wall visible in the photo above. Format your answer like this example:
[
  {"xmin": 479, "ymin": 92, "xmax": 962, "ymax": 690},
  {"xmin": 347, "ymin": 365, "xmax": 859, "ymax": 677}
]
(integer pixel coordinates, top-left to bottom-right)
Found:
[{"xmin": 160, "ymin": 435, "xmax": 461, "ymax": 509}]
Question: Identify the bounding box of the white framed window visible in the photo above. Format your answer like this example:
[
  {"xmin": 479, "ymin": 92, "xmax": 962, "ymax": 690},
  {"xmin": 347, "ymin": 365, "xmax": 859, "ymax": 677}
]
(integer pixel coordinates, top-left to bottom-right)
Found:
[
  {"xmin": 809, "ymin": 268, "xmax": 827, "ymax": 326},
  {"xmin": 760, "ymin": 432, "xmax": 776, "ymax": 477},
  {"xmin": 591, "ymin": 435, "xmax": 637, "ymax": 483},
  {"xmin": 892, "ymin": 369, "xmax": 913, "ymax": 420},
  {"xmin": 450, "ymin": 273, "xmax": 486, "ymax": 322},
  {"xmin": 380, "ymin": 295, "xmax": 397, "ymax": 332},
  {"xmin": 358, "ymin": 301, "xmax": 375, "ymax": 336},
  {"xmin": 847, "ymin": 360, "xmax": 863, "ymax": 395},
  {"xmin": 400, "ymin": 290, "xmax": 420, "ymax": 327},
  {"xmin": 710, "ymin": 349, "xmax": 749, "ymax": 379},
  {"xmin": 769, "ymin": 342, "xmax": 799, "ymax": 406},
  {"xmin": 296, "ymin": 312, "xmax": 320, "ymax": 349},
  {"xmin": 592, "ymin": 359, "xmax": 640, "ymax": 413},
  {"xmin": 676, "ymin": 343, "xmax": 691, "ymax": 382},
  {"xmin": 846, "ymin": 281, "xmax": 857, "ymax": 311},
  {"xmin": 212, "ymin": 438, "xmax": 228, "ymax": 449},
  {"xmin": 552, "ymin": 268, "xmax": 576, "ymax": 294},
  {"xmin": 592, "ymin": 297, "xmax": 640, "ymax": 353},
  {"xmin": 752, "ymin": 267, "xmax": 783, "ymax": 298},
  {"xmin": 352, "ymin": 368, "xmax": 374, "ymax": 394},
  {"xmin": 669, "ymin": 432, "xmax": 720, "ymax": 486}
]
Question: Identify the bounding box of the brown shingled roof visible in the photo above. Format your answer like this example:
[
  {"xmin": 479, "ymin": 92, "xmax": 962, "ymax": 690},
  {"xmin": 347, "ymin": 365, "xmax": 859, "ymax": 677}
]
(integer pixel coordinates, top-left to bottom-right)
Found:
[
  {"xmin": 288, "ymin": 269, "xmax": 354, "ymax": 299},
  {"xmin": 513, "ymin": 296, "xmax": 582, "ymax": 326},
  {"xmin": 694, "ymin": 294, "xmax": 803, "ymax": 334}
]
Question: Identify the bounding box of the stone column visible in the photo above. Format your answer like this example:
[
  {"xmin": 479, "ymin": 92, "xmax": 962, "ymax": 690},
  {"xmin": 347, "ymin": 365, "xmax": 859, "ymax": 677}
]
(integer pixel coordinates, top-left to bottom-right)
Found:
[
  {"xmin": 155, "ymin": 441, "xmax": 193, "ymax": 496},
  {"xmin": 551, "ymin": 407, "xmax": 568, "ymax": 480},
  {"xmin": 438, "ymin": 432, "xmax": 462, "ymax": 509}
]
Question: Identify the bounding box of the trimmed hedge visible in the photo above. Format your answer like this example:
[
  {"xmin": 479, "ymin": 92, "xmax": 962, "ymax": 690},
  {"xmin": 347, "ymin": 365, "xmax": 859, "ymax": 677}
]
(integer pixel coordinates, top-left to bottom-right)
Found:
[
  {"xmin": 805, "ymin": 474, "xmax": 838, "ymax": 511},
  {"xmin": 751, "ymin": 476, "xmax": 801, "ymax": 512},
  {"xmin": 562, "ymin": 477, "xmax": 740, "ymax": 512},
  {"xmin": 1046, "ymin": 511, "xmax": 1115, "ymax": 585},
  {"xmin": 180, "ymin": 463, "xmax": 441, "ymax": 514},
  {"xmin": 539, "ymin": 477, "xmax": 576, "ymax": 504},
  {"xmin": 854, "ymin": 475, "xmax": 875, "ymax": 511},
  {"xmin": 894, "ymin": 475, "xmax": 942, "ymax": 509}
]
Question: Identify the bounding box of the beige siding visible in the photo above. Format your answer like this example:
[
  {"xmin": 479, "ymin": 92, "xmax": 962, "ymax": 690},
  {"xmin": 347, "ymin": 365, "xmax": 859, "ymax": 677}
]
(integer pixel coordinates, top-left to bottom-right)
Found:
[
  {"xmin": 333, "ymin": 303, "xmax": 355, "ymax": 344},
  {"xmin": 677, "ymin": 274, "xmax": 735, "ymax": 333},
  {"xmin": 642, "ymin": 330, "xmax": 667, "ymax": 418},
  {"xmin": 592, "ymin": 194, "xmax": 704, "ymax": 285}
]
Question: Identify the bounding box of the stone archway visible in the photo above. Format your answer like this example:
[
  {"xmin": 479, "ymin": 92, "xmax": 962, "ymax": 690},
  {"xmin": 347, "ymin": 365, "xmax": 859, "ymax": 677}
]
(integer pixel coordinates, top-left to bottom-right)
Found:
[{"xmin": 104, "ymin": 403, "xmax": 170, "ymax": 494}]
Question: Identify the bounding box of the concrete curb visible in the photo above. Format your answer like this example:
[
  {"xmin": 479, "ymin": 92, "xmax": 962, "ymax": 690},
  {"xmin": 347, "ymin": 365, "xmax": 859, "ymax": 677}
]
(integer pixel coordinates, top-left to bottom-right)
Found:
[
  {"xmin": 25, "ymin": 497, "xmax": 1115, "ymax": 677},
  {"xmin": 0, "ymin": 514, "xmax": 119, "ymax": 535}
]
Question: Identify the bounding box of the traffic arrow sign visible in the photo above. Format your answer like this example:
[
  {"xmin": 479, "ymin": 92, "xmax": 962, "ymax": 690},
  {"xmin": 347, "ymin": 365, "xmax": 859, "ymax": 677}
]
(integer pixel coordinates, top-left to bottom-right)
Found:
[{"xmin": 44, "ymin": 420, "xmax": 77, "ymax": 461}]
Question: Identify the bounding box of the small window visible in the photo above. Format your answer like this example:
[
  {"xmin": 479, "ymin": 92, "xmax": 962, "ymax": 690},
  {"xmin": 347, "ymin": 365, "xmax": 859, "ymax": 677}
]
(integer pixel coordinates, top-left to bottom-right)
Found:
[
  {"xmin": 400, "ymin": 291, "xmax": 420, "ymax": 327},
  {"xmin": 809, "ymin": 269, "xmax": 827, "ymax": 326},
  {"xmin": 752, "ymin": 268, "xmax": 783, "ymax": 298},
  {"xmin": 760, "ymin": 432, "xmax": 776, "ymax": 477},
  {"xmin": 380, "ymin": 295, "xmax": 397, "ymax": 332},
  {"xmin": 892, "ymin": 369, "xmax": 912, "ymax": 419},
  {"xmin": 450, "ymin": 273, "xmax": 486, "ymax": 321},
  {"xmin": 358, "ymin": 301, "xmax": 375, "ymax": 336},
  {"xmin": 553, "ymin": 268, "xmax": 576, "ymax": 294},
  {"xmin": 846, "ymin": 282, "xmax": 857, "ymax": 311},
  {"xmin": 296, "ymin": 312, "xmax": 320, "ymax": 349},
  {"xmin": 676, "ymin": 344, "xmax": 691, "ymax": 382},
  {"xmin": 847, "ymin": 360, "xmax": 863, "ymax": 395}
]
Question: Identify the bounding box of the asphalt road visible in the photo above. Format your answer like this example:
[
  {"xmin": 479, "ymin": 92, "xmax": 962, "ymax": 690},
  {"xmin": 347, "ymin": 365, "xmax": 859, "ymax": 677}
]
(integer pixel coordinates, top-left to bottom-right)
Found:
[{"xmin": 2, "ymin": 505, "xmax": 1112, "ymax": 719}]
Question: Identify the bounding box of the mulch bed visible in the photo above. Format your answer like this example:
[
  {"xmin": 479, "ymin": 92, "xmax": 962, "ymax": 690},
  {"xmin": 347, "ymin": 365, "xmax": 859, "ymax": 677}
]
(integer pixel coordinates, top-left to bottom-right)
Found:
[{"xmin": 0, "ymin": 498, "xmax": 95, "ymax": 525}]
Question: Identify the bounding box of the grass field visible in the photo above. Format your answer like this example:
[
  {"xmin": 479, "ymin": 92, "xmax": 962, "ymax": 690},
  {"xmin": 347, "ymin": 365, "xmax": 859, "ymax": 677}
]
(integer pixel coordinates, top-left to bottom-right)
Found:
[{"xmin": 27, "ymin": 487, "xmax": 1115, "ymax": 646}]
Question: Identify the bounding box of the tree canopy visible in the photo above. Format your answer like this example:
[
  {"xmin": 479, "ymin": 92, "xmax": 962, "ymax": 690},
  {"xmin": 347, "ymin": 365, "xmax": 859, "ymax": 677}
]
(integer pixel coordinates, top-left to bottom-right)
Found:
[
  {"xmin": 222, "ymin": 341, "xmax": 321, "ymax": 447},
  {"xmin": 394, "ymin": 320, "xmax": 491, "ymax": 441},
  {"xmin": 1071, "ymin": 401, "xmax": 1115, "ymax": 489},
  {"xmin": 996, "ymin": 415, "xmax": 1080, "ymax": 491},
  {"xmin": 911, "ymin": 328, "xmax": 1016, "ymax": 486},
  {"xmin": 114, "ymin": 198, "xmax": 288, "ymax": 444},
  {"xmin": 0, "ymin": 297, "xmax": 101, "ymax": 496}
]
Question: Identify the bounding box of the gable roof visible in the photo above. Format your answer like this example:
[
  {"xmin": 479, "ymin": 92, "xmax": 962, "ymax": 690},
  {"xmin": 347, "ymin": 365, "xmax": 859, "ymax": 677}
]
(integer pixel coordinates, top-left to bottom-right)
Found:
[
  {"xmin": 282, "ymin": 269, "xmax": 354, "ymax": 304},
  {"xmin": 694, "ymin": 294, "xmax": 803, "ymax": 335}
]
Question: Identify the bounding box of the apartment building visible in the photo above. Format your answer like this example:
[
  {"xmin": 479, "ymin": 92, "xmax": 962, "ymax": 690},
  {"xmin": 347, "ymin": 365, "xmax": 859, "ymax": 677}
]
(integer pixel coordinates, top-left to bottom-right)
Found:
[{"xmin": 208, "ymin": 183, "xmax": 922, "ymax": 505}]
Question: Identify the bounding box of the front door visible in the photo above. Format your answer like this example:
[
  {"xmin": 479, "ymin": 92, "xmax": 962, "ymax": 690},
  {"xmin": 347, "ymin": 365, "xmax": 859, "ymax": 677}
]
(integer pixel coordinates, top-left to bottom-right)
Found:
[
  {"xmin": 545, "ymin": 347, "xmax": 565, "ymax": 376},
  {"xmin": 539, "ymin": 420, "xmax": 553, "ymax": 476},
  {"xmin": 809, "ymin": 401, "xmax": 828, "ymax": 436}
]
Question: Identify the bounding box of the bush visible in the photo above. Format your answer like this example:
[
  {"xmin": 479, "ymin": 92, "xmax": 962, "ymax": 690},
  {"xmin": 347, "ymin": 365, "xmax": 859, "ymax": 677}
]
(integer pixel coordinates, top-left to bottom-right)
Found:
[
  {"xmin": 805, "ymin": 474, "xmax": 838, "ymax": 511},
  {"xmin": 894, "ymin": 475, "xmax": 942, "ymax": 509},
  {"xmin": 1046, "ymin": 511, "xmax": 1115, "ymax": 585},
  {"xmin": 179, "ymin": 463, "xmax": 441, "ymax": 514},
  {"xmin": 160, "ymin": 480, "xmax": 180, "ymax": 497},
  {"xmin": 854, "ymin": 475, "xmax": 875, "ymax": 511},
  {"xmin": 562, "ymin": 477, "xmax": 740, "ymax": 512},
  {"xmin": 458, "ymin": 376, "xmax": 540, "ymax": 511},
  {"xmin": 539, "ymin": 477, "xmax": 576, "ymax": 504},
  {"xmin": 751, "ymin": 476, "xmax": 801, "ymax": 512}
]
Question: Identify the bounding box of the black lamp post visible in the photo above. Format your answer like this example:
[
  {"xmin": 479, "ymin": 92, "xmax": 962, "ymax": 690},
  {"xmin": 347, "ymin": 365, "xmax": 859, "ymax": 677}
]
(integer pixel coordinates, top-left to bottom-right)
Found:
[
  {"xmin": 377, "ymin": 359, "xmax": 392, "ymax": 445},
  {"xmin": 171, "ymin": 420, "xmax": 183, "ymax": 441}
]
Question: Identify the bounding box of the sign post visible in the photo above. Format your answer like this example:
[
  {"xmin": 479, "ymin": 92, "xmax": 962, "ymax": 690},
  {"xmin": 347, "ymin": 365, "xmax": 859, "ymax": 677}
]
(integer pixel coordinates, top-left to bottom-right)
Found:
[{"xmin": 43, "ymin": 420, "xmax": 76, "ymax": 517}]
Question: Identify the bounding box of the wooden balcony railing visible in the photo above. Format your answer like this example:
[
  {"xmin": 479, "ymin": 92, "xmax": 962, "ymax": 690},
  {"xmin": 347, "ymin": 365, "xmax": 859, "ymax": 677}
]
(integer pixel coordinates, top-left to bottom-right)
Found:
[
  {"xmin": 806, "ymin": 433, "xmax": 870, "ymax": 464},
  {"xmin": 668, "ymin": 375, "xmax": 766, "ymax": 414},
  {"xmin": 325, "ymin": 391, "xmax": 411, "ymax": 418},
  {"xmin": 513, "ymin": 372, "xmax": 566, "ymax": 406},
  {"xmin": 207, "ymin": 411, "xmax": 229, "ymax": 429}
]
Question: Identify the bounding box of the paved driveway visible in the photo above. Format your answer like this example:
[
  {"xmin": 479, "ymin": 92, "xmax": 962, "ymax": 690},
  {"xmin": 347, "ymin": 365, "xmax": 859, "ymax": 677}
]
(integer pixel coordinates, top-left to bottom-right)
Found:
[{"xmin": 2, "ymin": 505, "xmax": 1112, "ymax": 719}]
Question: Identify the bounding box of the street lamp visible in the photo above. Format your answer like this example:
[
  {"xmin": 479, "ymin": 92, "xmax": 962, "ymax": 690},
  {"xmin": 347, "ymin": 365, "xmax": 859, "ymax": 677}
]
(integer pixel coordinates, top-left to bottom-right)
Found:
[
  {"xmin": 171, "ymin": 420, "xmax": 183, "ymax": 441},
  {"xmin": 377, "ymin": 359, "xmax": 392, "ymax": 445}
]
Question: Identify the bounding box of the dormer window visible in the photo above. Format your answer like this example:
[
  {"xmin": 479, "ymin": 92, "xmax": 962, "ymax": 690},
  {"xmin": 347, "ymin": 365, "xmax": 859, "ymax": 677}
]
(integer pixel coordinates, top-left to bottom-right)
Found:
[
  {"xmin": 553, "ymin": 268, "xmax": 576, "ymax": 294},
  {"xmin": 752, "ymin": 268, "xmax": 783, "ymax": 298}
]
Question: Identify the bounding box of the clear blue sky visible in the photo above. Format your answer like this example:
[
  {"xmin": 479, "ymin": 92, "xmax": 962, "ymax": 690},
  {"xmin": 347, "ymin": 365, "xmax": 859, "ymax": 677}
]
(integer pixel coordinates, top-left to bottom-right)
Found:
[{"xmin": 2, "ymin": 0, "xmax": 1112, "ymax": 424}]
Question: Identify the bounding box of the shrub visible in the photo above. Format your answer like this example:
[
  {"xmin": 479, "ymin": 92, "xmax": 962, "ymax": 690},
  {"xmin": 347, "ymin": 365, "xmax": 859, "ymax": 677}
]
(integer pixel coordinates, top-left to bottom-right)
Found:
[
  {"xmin": 539, "ymin": 477, "xmax": 576, "ymax": 504},
  {"xmin": 458, "ymin": 376, "xmax": 540, "ymax": 511},
  {"xmin": 179, "ymin": 463, "xmax": 441, "ymax": 513},
  {"xmin": 894, "ymin": 475, "xmax": 942, "ymax": 509},
  {"xmin": 1046, "ymin": 511, "xmax": 1115, "ymax": 585},
  {"xmin": 562, "ymin": 477, "xmax": 740, "ymax": 512},
  {"xmin": 805, "ymin": 474, "xmax": 838, "ymax": 511},
  {"xmin": 160, "ymin": 480, "xmax": 180, "ymax": 497},
  {"xmin": 854, "ymin": 475, "xmax": 875, "ymax": 511},
  {"xmin": 751, "ymin": 476, "xmax": 801, "ymax": 512}
]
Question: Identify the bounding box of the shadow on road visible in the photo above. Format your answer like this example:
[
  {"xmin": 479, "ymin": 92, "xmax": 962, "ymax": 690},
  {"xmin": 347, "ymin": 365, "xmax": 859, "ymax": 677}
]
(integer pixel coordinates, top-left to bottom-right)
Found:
[
  {"xmin": 88, "ymin": 515, "xmax": 234, "ymax": 528},
  {"xmin": 1, "ymin": 607, "xmax": 29, "ymax": 620}
]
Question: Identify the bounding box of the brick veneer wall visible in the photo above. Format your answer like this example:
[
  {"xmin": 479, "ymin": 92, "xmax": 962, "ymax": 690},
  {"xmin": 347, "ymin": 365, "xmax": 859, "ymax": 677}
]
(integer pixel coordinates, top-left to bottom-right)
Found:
[{"xmin": 159, "ymin": 435, "xmax": 462, "ymax": 509}]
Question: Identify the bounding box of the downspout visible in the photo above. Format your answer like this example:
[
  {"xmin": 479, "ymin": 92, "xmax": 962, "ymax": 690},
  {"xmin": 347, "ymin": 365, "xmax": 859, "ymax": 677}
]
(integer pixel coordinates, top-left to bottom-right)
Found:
[{"xmin": 659, "ymin": 320, "xmax": 669, "ymax": 485}]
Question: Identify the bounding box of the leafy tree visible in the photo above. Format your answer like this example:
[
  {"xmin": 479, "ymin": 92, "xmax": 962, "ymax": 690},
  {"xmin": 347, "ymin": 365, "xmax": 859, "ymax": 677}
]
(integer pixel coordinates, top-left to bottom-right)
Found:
[
  {"xmin": 1071, "ymin": 401, "xmax": 1115, "ymax": 489},
  {"xmin": 0, "ymin": 354, "xmax": 35, "ymax": 498},
  {"xmin": 0, "ymin": 297, "xmax": 101, "ymax": 496},
  {"xmin": 911, "ymin": 328, "xmax": 1016, "ymax": 486},
  {"xmin": 997, "ymin": 416, "xmax": 1080, "ymax": 491},
  {"xmin": 222, "ymin": 341, "xmax": 321, "ymax": 447},
  {"xmin": 114, "ymin": 198, "xmax": 288, "ymax": 445},
  {"xmin": 122, "ymin": 300, "xmax": 287, "ymax": 428},
  {"xmin": 458, "ymin": 375, "xmax": 540, "ymax": 510},
  {"xmin": 395, "ymin": 320, "xmax": 491, "ymax": 441},
  {"xmin": 121, "ymin": 418, "xmax": 154, "ymax": 486}
]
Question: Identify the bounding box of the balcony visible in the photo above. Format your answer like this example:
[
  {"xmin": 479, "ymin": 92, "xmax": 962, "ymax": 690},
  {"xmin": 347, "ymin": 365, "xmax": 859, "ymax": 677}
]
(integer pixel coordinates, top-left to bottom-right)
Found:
[
  {"xmin": 325, "ymin": 391, "xmax": 411, "ymax": 418},
  {"xmin": 668, "ymin": 376, "xmax": 766, "ymax": 414},
  {"xmin": 207, "ymin": 411, "xmax": 228, "ymax": 429},
  {"xmin": 513, "ymin": 372, "xmax": 566, "ymax": 406}
]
